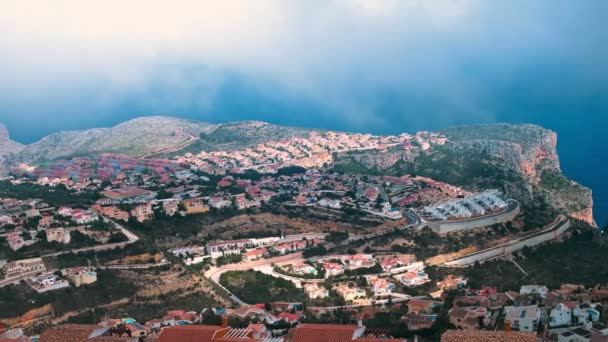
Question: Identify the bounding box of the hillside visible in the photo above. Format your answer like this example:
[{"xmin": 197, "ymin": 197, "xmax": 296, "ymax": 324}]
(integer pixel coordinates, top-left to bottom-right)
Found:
[
  {"xmin": 159, "ymin": 120, "xmax": 322, "ymax": 156},
  {"xmin": 1, "ymin": 116, "xmax": 216, "ymax": 166}
]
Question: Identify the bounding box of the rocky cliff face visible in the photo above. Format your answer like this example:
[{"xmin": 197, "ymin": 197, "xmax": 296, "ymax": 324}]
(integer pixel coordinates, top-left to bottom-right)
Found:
[
  {"xmin": 442, "ymin": 125, "xmax": 595, "ymax": 226},
  {"xmin": 334, "ymin": 124, "xmax": 595, "ymax": 227},
  {"xmin": 0, "ymin": 123, "xmax": 25, "ymax": 175}
]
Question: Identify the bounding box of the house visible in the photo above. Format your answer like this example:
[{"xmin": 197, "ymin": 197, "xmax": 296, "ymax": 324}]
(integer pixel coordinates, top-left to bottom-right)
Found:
[
  {"xmin": 25, "ymin": 208, "xmax": 40, "ymax": 218},
  {"xmin": 6, "ymin": 232, "xmax": 25, "ymax": 251},
  {"xmin": 92, "ymin": 205, "xmax": 130, "ymax": 222},
  {"xmin": 448, "ymin": 307, "xmax": 488, "ymax": 330},
  {"xmin": 504, "ymin": 306, "xmax": 541, "ymax": 332},
  {"xmin": 520, "ymin": 285, "xmax": 548, "ymax": 298},
  {"xmin": 0, "ymin": 198, "xmax": 21, "ymax": 214},
  {"xmin": 37, "ymin": 215, "xmax": 54, "ymax": 229},
  {"xmin": 206, "ymin": 239, "xmax": 249, "ymax": 258},
  {"xmin": 243, "ymin": 248, "xmax": 268, "ymax": 261},
  {"xmin": 57, "ymin": 207, "xmax": 73, "ymax": 217},
  {"xmin": 303, "ymin": 283, "xmax": 329, "ymax": 299},
  {"xmin": 130, "ymin": 203, "xmax": 154, "ymax": 222},
  {"xmin": 334, "ymin": 284, "xmax": 367, "ymax": 302},
  {"xmin": 71, "ymin": 210, "xmax": 99, "ymax": 224},
  {"xmin": 162, "ymin": 200, "xmax": 179, "ymax": 216},
  {"xmin": 46, "ymin": 227, "xmax": 71, "ymax": 244},
  {"xmin": 278, "ymin": 312, "xmax": 301, "ymax": 324},
  {"xmin": 550, "ymin": 302, "xmax": 575, "ymax": 328},
  {"xmin": 64, "ymin": 267, "xmax": 97, "ymax": 287},
  {"xmin": 437, "ymin": 275, "xmax": 468, "ymax": 290},
  {"xmin": 345, "ymin": 254, "xmax": 376, "ymax": 269},
  {"xmin": 182, "ymin": 198, "xmax": 210, "ymax": 214},
  {"xmin": 323, "ymin": 262, "xmax": 344, "ymax": 277},
  {"xmin": 208, "ymin": 197, "xmax": 232, "ymax": 209},
  {"xmin": 399, "ymin": 270, "xmax": 430, "ymax": 287},
  {"xmin": 403, "ymin": 313, "xmax": 435, "ymax": 331},
  {"xmin": 101, "ymin": 186, "xmax": 157, "ymax": 203},
  {"xmin": 407, "ymin": 300, "xmax": 440, "ymax": 315},
  {"xmin": 369, "ymin": 277, "xmax": 395, "ymax": 295},
  {"xmin": 0, "ymin": 214, "xmax": 14, "ymax": 227},
  {"xmin": 2, "ymin": 257, "xmax": 46, "ymax": 277},
  {"xmin": 30, "ymin": 272, "xmax": 70, "ymax": 293}
]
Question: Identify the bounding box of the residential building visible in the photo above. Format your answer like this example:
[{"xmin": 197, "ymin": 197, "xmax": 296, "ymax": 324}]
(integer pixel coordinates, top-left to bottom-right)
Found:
[
  {"xmin": 504, "ymin": 306, "xmax": 541, "ymax": 332},
  {"xmin": 64, "ymin": 267, "xmax": 97, "ymax": 287},
  {"xmin": 520, "ymin": 285, "xmax": 549, "ymax": 298},
  {"xmin": 46, "ymin": 227, "xmax": 71, "ymax": 244},
  {"xmin": 303, "ymin": 283, "xmax": 329, "ymax": 299},
  {"xmin": 334, "ymin": 284, "xmax": 367, "ymax": 302},
  {"xmin": 448, "ymin": 306, "xmax": 488, "ymax": 330},
  {"xmin": 30, "ymin": 272, "xmax": 70, "ymax": 293},
  {"xmin": 243, "ymin": 248, "xmax": 268, "ymax": 261},
  {"xmin": 6, "ymin": 232, "xmax": 25, "ymax": 251},
  {"xmin": 130, "ymin": 203, "xmax": 154, "ymax": 222},
  {"xmin": 162, "ymin": 200, "xmax": 179, "ymax": 216},
  {"xmin": 3, "ymin": 257, "xmax": 46, "ymax": 277},
  {"xmin": 100, "ymin": 186, "xmax": 157, "ymax": 203},
  {"xmin": 369, "ymin": 277, "xmax": 395, "ymax": 295},
  {"xmin": 182, "ymin": 197, "xmax": 210, "ymax": 214},
  {"xmin": 323, "ymin": 262, "xmax": 344, "ymax": 277},
  {"xmin": 92, "ymin": 205, "xmax": 130, "ymax": 222}
]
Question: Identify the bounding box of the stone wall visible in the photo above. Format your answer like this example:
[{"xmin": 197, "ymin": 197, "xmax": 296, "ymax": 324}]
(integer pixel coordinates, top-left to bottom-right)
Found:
[
  {"xmin": 427, "ymin": 200, "xmax": 521, "ymax": 235},
  {"xmin": 444, "ymin": 216, "xmax": 570, "ymax": 267}
]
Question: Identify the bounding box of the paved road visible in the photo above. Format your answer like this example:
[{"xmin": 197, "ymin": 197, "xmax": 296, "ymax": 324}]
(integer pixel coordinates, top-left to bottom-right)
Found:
[{"xmin": 204, "ymin": 252, "xmax": 305, "ymax": 283}]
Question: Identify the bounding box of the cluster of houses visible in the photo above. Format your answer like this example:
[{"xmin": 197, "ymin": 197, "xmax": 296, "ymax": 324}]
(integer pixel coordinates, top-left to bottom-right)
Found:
[
  {"xmin": 170, "ymin": 236, "xmax": 324, "ymax": 263},
  {"xmin": 175, "ymin": 126, "xmax": 447, "ymax": 175},
  {"xmin": 0, "ymin": 256, "xmax": 97, "ymax": 292},
  {"xmin": 0, "ymin": 196, "xmax": 122, "ymax": 253},
  {"xmin": 441, "ymin": 283, "xmax": 608, "ymax": 341}
]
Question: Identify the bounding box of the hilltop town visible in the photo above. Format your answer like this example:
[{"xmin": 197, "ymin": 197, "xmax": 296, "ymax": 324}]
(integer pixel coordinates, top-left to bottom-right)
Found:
[{"xmin": 0, "ymin": 120, "xmax": 603, "ymax": 342}]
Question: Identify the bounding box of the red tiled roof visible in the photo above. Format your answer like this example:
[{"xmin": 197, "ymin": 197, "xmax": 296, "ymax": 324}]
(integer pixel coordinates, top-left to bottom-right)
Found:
[
  {"xmin": 158, "ymin": 325, "xmax": 225, "ymax": 342},
  {"xmin": 291, "ymin": 324, "xmax": 359, "ymax": 342}
]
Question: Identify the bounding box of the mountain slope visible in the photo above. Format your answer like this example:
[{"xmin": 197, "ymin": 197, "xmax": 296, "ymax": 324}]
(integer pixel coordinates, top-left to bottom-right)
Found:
[{"xmin": 12, "ymin": 116, "xmax": 216, "ymax": 163}]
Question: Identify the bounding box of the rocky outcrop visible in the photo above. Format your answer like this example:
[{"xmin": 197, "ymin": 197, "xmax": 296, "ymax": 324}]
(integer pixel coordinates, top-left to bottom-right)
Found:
[
  {"xmin": 440, "ymin": 125, "xmax": 594, "ymax": 227},
  {"xmin": 334, "ymin": 124, "xmax": 595, "ymax": 227},
  {"xmin": 0, "ymin": 123, "xmax": 24, "ymax": 175},
  {"xmin": 0, "ymin": 123, "xmax": 24, "ymax": 156}
]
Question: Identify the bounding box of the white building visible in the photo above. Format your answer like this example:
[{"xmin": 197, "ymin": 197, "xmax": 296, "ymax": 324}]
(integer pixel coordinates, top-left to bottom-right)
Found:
[
  {"xmin": 504, "ymin": 306, "xmax": 541, "ymax": 332},
  {"xmin": 520, "ymin": 285, "xmax": 549, "ymax": 298}
]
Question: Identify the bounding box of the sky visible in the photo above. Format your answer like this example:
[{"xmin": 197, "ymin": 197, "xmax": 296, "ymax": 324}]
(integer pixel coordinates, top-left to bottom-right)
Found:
[{"xmin": 0, "ymin": 0, "xmax": 607, "ymax": 223}]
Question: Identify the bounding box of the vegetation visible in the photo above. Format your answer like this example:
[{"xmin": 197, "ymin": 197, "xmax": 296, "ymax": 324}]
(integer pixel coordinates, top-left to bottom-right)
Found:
[
  {"xmin": 0, "ymin": 181, "xmax": 99, "ymax": 207},
  {"xmin": 215, "ymin": 254, "xmax": 243, "ymax": 266},
  {"xmin": 0, "ymin": 270, "xmax": 137, "ymax": 319},
  {"xmin": 220, "ymin": 270, "xmax": 305, "ymax": 304},
  {"xmin": 457, "ymin": 225, "xmax": 608, "ymax": 291}
]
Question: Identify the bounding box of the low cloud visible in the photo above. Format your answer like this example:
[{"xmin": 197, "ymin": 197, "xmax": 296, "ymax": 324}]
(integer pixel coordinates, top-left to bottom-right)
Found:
[{"xmin": 0, "ymin": 0, "xmax": 606, "ymax": 141}]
